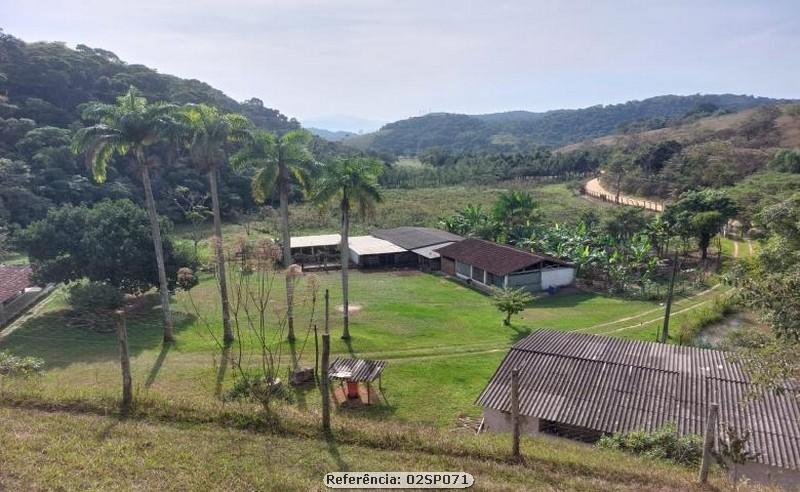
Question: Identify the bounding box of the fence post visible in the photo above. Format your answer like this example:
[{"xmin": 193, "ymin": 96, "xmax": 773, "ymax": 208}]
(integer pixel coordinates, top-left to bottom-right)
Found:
[
  {"xmin": 115, "ymin": 309, "xmax": 132, "ymax": 411},
  {"xmin": 321, "ymin": 289, "xmax": 331, "ymax": 433},
  {"xmin": 699, "ymin": 403, "xmax": 720, "ymax": 483},
  {"xmin": 510, "ymin": 368, "xmax": 521, "ymax": 459}
]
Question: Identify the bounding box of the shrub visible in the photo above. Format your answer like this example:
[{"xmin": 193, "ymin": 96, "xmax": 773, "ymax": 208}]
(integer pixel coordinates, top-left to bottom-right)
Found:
[
  {"xmin": 0, "ymin": 351, "xmax": 45, "ymax": 376},
  {"xmin": 66, "ymin": 280, "xmax": 124, "ymax": 312},
  {"xmin": 596, "ymin": 423, "xmax": 703, "ymax": 466}
]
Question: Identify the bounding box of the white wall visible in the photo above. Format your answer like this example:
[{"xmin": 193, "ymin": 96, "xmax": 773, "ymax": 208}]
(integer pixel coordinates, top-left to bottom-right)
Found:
[
  {"xmin": 349, "ymin": 249, "xmax": 360, "ymax": 265},
  {"xmin": 541, "ymin": 267, "xmax": 575, "ymax": 290}
]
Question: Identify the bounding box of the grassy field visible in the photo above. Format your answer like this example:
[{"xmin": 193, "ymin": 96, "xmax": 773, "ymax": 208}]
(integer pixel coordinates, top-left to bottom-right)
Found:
[
  {"xmin": 0, "ymin": 405, "xmax": 731, "ymax": 491},
  {"xmin": 184, "ymin": 181, "xmax": 610, "ymax": 243},
  {"xmin": 0, "ymin": 269, "xmax": 728, "ymax": 427}
]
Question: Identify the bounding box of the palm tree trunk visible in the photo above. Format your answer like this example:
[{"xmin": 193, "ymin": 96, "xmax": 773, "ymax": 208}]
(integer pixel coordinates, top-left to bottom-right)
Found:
[
  {"xmin": 340, "ymin": 197, "xmax": 351, "ymax": 339},
  {"xmin": 208, "ymin": 168, "xmax": 233, "ymax": 344},
  {"xmin": 279, "ymin": 165, "xmax": 294, "ymax": 341},
  {"xmin": 141, "ymin": 166, "xmax": 174, "ymax": 343}
]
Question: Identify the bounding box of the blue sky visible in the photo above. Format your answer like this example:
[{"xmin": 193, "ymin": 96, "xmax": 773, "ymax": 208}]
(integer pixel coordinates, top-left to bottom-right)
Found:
[{"xmin": 2, "ymin": 0, "xmax": 799, "ymax": 131}]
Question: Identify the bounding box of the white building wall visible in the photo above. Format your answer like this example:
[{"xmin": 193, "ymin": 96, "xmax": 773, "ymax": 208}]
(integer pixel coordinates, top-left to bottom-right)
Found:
[
  {"xmin": 541, "ymin": 267, "xmax": 575, "ymax": 290},
  {"xmin": 349, "ymin": 249, "xmax": 360, "ymax": 265},
  {"xmin": 482, "ymin": 408, "xmax": 540, "ymax": 435}
]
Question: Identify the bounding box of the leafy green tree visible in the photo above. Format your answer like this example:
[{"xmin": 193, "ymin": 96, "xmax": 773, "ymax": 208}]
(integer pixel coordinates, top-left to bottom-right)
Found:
[
  {"xmin": 663, "ymin": 190, "xmax": 737, "ymax": 260},
  {"xmin": 231, "ymin": 128, "xmax": 314, "ymax": 340},
  {"xmin": 605, "ymin": 149, "xmax": 634, "ymax": 202},
  {"xmin": 16, "ymin": 200, "xmax": 195, "ymax": 295},
  {"xmin": 492, "ymin": 190, "xmax": 540, "ymax": 241},
  {"xmin": 492, "ymin": 287, "xmax": 534, "ymax": 325},
  {"xmin": 313, "ymin": 157, "xmax": 383, "ymax": 339},
  {"xmin": 182, "ymin": 103, "xmax": 251, "ymax": 344},
  {"xmin": 72, "ymin": 87, "xmax": 180, "ymax": 342}
]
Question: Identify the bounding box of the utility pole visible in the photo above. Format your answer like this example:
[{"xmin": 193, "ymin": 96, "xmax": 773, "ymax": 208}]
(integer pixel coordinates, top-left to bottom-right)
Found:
[
  {"xmin": 660, "ymin": 251, "xmax": 680, "ymax": 343},
  {"xmin": 699, "ymin": 403, "xmax": 719, "ymax": 484},
  {"xmin": 510, "ymin": 368, "xmax": 521, "ymax": 460}
]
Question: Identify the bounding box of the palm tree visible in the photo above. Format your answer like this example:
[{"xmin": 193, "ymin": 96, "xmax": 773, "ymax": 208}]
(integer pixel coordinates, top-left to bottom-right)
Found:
[
  {"xmin": 231, "ymin": 128, "xmax": 314, "ymax": 340},
  {"xmin": 181, "ymin": 104, "xmax": 251, "ymax": 344},
  {"xmin": 73, "ymin": 86, "xmax": 179, "ymax": 343},
  {"xmin": 313, "ymin": 157, "xmax": 383, "ymax": 339}
]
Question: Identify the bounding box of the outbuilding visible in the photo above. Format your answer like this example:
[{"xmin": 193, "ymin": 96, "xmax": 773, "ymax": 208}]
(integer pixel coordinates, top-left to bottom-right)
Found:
[
  {"xmin": 289, "ymin": 234, "xmax": 341, "ymax": 269},
  {"xmin": 371, "ymin": 227, "xmax": 463, "ymax": 271},
  {"xmin": 347, "ymin": 236, "xmax": 415, "ymax": 268},
  {"xmin": 0, "ymin": 265, "xmax": 43, "ymax": 326},
  {"xmin": 478, "ymin": 330, "xmax": 800, "ymax": 488},
  {"xmin": 436, "ymin": 238, "xmax": 574, "ymax": 293}
]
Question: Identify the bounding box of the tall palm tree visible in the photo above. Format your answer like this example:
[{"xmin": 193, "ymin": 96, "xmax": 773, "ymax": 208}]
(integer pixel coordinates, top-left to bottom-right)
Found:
[
  {"xmin": 313, "ymin": 157, "xmax": 383, "ymax": 339},
  {"xmin": 181, "ymin": 104, "xmax": 251, "ymax": 344},
  {"xmin": 72, "ymin": 86, "xmax": 178, "ymax": 343},
  {"xmin": 230, "ymin": 129, "xmax": 313, "ymax": 341}
]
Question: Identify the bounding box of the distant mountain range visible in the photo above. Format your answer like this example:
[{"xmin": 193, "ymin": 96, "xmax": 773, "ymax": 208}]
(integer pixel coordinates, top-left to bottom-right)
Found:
[
  {"xmin": 342, "ymin": 94, "xmax": 796, "ymax": 155},
  {"xmin": 306, "ymin": 128, "xmax": 358, "ymax": 142},
  {"xmin": 302, "ymin": 115, "xmax": 386, "ymax": 134}
]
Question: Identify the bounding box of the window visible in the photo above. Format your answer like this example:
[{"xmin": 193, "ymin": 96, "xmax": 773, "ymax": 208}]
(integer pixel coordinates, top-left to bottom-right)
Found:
[
  {"xmin": 472, "ymin": 267, "xmax": 485, "ymax": 283},
  {"xmin": 456, "ymin": 261, "xmax": 471, "ymax": 277}
]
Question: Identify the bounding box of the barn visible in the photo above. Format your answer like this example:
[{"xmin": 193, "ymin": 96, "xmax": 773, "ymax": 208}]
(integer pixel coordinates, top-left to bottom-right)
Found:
[
  {"xmin": 347, "ymin": 236, "xmax": 415, "ymax": 268},
  {"xmin": 289, "ymin": 234, "xmax": 341, "ymax": 268},
  {"xmin": 478, "ymin": 330, "xmax": 800, "ymax": 487},
  {"xmin": 0, "ymin": 265, "xmax": 42, "ymax": 326},
  {"xmin": 371, "ymin": 227, "xmax": 463, "ymax": 271},
  {"xmin": 436, "ymin": 238, "xmax": 575, "ymax": 293}
]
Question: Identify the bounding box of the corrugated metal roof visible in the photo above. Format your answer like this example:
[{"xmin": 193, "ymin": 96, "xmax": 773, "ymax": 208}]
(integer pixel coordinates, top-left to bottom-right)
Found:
[
  {"xmin": 411, "ymin": 242, "xmax": 454, "ymax": 260},
  {"xmin": 477, "ymin": 330, "xmax": 800, "ymax": 471},
  {"xmin": 0, "ymin": 265, "xmax": 32, "ymax": 304},
  {"xmin": 371, "ymin": 227, "xmax": 463, "ymax": 250},
  {"xmin": 328, "ymin": 357, "xmax": 386, "ymax": 382},
  {"xmin": 437, "ymin": 238, "xmax": 572, "ymax": 276},
  {"xmin": 290, "ymin": 234, "xmax": 341, "ymax": 249},
  {"xmin": 348, "ymin": 236, "xmax": 406, "ymax": 256}
]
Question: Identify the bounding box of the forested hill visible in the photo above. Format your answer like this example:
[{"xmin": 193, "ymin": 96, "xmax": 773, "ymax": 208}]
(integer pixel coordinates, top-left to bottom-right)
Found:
[
  {"xmin": 344, "ymin": 94, "xmax": 794, "ymax": 155},
  {"xmin": 0, "ymin": 32, "xmax": 298, "ymax": 132},
  {"xmin": 0, "ymin": 31, "xmax": 307, "ymax": 231}
]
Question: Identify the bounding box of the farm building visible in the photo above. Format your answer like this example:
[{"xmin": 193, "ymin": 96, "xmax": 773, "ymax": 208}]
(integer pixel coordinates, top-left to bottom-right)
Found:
[
  {"xmin": 436, "ymin": 238, "xmax": 575, "ymax": 293},
  {"xmin": 0, "ymin": 265, "xmax": 42, "ymax": 326},
  {"xmin": 477, "ymin": 330, "xmax": 800, "ymax": 487},
  {"xmin": 289, "ymin": 234, "xmax": 341, "ymax": 268},
  {"xmin": 348, "ymin": 236, "xmax": 415, "ymax": 268},
  {"xmin": 371, "ymin": 227, "xmax": 463, "ymax": 271}
]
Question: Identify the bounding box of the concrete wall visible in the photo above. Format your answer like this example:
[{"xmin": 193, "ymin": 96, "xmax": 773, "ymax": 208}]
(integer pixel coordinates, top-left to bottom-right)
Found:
[
  {"xmin": 481, "ymin": 408, "xmax": 540, "ymax": 436},
  {"xmin": 541, "ymin": 267, "xmax": 575, "ymax": 290}
]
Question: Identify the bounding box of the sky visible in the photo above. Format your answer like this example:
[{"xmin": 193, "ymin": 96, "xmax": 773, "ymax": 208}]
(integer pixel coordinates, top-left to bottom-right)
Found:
[{"xmin": 2, "ymin": 0, "xmax": 800, "ymax": 132}]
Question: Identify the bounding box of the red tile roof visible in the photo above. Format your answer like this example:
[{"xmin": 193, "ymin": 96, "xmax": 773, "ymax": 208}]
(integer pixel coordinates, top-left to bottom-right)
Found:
[
  {"xmin": 436, "ymin": 238, "xmax": 571, "ymax": 276},
  {"xmin": 0, "ymin": 265, "xmax": 32, "ymax": 304}
]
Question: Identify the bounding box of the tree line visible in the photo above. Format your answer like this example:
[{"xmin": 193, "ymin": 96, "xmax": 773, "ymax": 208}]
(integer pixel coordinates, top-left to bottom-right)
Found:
[{"xmin": 16, "ymin": 87, "xmax": 384, "ymax": 347}]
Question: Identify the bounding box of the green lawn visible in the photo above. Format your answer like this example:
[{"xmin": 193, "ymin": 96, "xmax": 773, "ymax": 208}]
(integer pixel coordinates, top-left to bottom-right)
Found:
[{"xmin": 0, "ymin": 269, "xmax": 726, "ymax": 428}]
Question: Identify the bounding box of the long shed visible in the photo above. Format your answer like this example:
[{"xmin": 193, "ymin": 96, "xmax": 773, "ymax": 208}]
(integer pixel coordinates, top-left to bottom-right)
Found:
[
  {"xmin": 436, "ymin": 238, "xmax": 575, "ymax": 292},
  {"xmin": 478, "ymin": 330, "xmax": 800, "ymax": 487}
]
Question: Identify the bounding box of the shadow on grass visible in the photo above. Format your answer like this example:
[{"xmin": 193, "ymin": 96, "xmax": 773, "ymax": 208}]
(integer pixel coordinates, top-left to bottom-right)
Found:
[
  {"xmin": 507, "ymin": 323, "xmax": 533, "ymax": 344},
  {"xmin": 0, "ymin": 294, "xmax": 196, "ymax": 370},
  {"xmin": 325, "ymin": 435, "xmax": 349, "ymax": 471},
  {"xmin": 144, "ymin": 342, "xmax": 172, "ymax": 388}
]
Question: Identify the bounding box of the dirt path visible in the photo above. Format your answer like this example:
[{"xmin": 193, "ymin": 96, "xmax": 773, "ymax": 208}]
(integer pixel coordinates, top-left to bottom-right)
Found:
[
  {"xmin": 584, "ymin": 177, "xmax": 664, "ymax": 212},
  {"xmin": 733, "ymin": 240, "xmax": 739, "ymax": 258}
]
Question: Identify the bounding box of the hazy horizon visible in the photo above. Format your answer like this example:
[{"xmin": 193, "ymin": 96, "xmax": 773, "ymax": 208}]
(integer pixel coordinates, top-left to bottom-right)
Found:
[{"xmin": 3, "ymin": 0, "xmax": 799, "ymax": 131}]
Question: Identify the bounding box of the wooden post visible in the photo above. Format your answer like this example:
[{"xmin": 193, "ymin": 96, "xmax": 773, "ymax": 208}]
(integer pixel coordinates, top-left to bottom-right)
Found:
[
  {"xmin": 660, "ymin": 251, "xmax": 680, "ymax": 343},
  {"xmin": 321, "ymin": 289, "xmax": 331, "ymax": 433},
  {"xmin": 116, "ymin": 309, "xmax": 133, "ymax": 411},
  {"xmin": 510, "ymin": 368, "xmax": 521, "ymax": 459},
  {"xmin": 699, "ymin": 403, "xmax": 719, "ymax": 484},
  {"xmin": 314, "ymin": 324, "xmax": 319, "ymax": 382}
]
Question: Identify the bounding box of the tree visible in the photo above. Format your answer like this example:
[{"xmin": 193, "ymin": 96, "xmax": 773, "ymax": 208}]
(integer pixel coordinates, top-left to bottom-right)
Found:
[
  {"xmin": 171, "ymin": 185, "xmax": 211, "ymax": 257},
  {"xmin": 182, "ymin": 103, "xmax": 251, "ymax": 344},
  {"xmin": 231, "ymin": 128, "xmax": 314, "ymax": 341},
  {"xmin": 605, "ymin": 149, "xmax": 633, "ymax": 203},
  {"xmin": 72, "ymin": 87, "xmax": 180, "ymax": 342},
  {"xmin": 313, "ymin": 156, "xmax": 383, "ymax": 339},
  {"xmin": 768, "ymin": 148, "xmax": 800, "ymax": 173},
  {"xmin": 663, "ymin": 189, "xmax": 737, "ymax": 260},
  {"xmin": 16, "ymin": 200, "xmax": 194, "ymax": 294},
  {"xmin": 492, "ymin": 287, "xmax": 534, "ymax": 325},
  {"xmin": 492, "ymin": 190, "xmax": 540, "ymax": 242}
]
